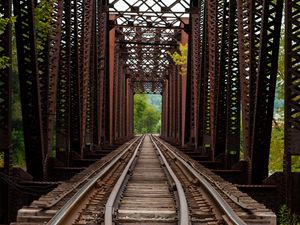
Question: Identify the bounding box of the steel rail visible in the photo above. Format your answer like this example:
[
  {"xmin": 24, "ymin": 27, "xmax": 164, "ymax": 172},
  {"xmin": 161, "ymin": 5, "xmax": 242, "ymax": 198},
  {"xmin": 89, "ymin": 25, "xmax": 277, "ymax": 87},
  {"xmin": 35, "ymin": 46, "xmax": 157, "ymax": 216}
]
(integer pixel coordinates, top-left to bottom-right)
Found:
[
  {"xmin": 46, "ymin": 136, "xmax": 144, "ymax": 225},
  {"xmin": 150, "ymin": 135, "xmax": 191, "ymax": 225},
  {"xmin": 104, "ymin": 135, "xmax": 145, "ymax": 225},
  {"xmin": 152, "ymin": 135, "xmax": 247, "ymax": 225},
  {"xmin": 39, "ymin": 140, "xmax": 136, "ymax": 209}
]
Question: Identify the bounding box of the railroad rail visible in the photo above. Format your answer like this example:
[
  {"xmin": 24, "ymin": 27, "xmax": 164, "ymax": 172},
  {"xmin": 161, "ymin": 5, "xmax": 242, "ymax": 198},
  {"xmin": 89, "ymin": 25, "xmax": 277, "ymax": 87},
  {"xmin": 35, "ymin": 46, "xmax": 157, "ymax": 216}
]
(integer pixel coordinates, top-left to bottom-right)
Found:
[
  {"xmin": 12, "ymin": 135, "xmax": 276, "ymax": 225},
  {"xmin": 105, "ymin": 135, "xmax": 189, "ymax": 225}
]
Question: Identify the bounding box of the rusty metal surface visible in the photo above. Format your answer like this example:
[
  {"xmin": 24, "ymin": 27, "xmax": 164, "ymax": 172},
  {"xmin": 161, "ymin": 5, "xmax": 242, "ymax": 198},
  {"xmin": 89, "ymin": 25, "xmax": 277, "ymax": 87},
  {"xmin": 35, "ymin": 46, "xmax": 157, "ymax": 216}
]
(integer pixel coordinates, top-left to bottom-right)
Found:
[
  {"xmin": 56, "ymin": 0, "xmax": 72, "ymax": 161},
  {"xmin": 45, "ymin": 0, "xmax": 64, "ymax": 170},
  {"xmin": 4, "ymin": 0, "xmax": 299, "ymax": 219},
  {"xmin": 108, "ymin": 0, "xmax": 189, "ymax": 95},
  {"xmin": 0, "ymin": 0, "xmax": 12, "ymax": 174},
  {"xmin": 156, "ymin": 136, "xmax": 278, "ymax": 224},
  {"xmin": 11, "ymin": 138, "xmax": 140, "ymax": 224},
  {"xmin": 13, "ymin": 0, "xmax": 45, "ymax": 180},
  {"xmin": 251, "ymin": 0, "xmax": 283, "ymax": 184},
  {"xmin": 284, "ymin": 0, "xmax": 300, "ymax": 212},
  {"xmin": 109, "ymin": 0, "xmax": 190, "ymax": 29},
  {"xmin": 0, "ymin": 1, "xmax": 12, "ymax": 222},
  {"xmin": 106, "ymin": 135, "xmax": 189, "ymax": 224},
  {"xmin": 212, "ymin": 0, "xmax": 241, "ymax": 167}
]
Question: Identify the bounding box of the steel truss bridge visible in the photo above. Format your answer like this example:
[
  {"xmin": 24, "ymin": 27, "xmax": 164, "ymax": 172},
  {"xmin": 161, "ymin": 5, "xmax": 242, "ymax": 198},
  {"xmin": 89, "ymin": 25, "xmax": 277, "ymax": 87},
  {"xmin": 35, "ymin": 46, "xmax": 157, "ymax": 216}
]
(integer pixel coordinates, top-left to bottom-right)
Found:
[{"xmin": 0, "ymin": 0, "xmax": 300, "ymax": 223}]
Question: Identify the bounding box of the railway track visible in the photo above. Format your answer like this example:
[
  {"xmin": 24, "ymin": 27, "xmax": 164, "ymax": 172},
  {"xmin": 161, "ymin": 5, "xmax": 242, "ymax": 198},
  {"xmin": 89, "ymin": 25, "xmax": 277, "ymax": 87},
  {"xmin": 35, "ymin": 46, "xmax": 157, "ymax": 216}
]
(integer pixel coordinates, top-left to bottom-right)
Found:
[{"xmin": 13, "ymin": 135, "xmax": 276, "ymax": 225}]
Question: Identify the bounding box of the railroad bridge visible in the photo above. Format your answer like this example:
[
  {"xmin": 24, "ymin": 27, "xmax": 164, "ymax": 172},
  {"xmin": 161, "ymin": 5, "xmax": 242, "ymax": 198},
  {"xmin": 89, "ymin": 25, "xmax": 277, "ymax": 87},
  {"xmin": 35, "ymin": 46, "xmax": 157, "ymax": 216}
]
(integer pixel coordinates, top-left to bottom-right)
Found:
[{"xmin": 0, "ymin": 0, "xmax": 300, "ymax": 224}]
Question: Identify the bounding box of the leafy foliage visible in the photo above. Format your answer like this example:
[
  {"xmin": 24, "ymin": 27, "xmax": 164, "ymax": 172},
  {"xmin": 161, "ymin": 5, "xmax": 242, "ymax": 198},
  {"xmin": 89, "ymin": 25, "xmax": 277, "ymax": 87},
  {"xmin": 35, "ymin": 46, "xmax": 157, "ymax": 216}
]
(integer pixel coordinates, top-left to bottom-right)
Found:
[
  {"xmin": 168, "ymin": 43, "xmax": 188, "ymax": 76},
  {"xmin": 278, "ymin": 205, "xmax": 300, "ymax": 225},
  {"xmin": 35, "ymin": 0, "xmax": 55, "ymax": 51},
  {"xmin": 0, "ymin": 56, "xmax": 10, "ymax": 69},
  {"xmin": 0, "ymin": 16, "xmax": 16, "ymax": 69},
  {"xmin": 0, "ymin": 152, "xmax": 4, "ymax": 168},
  {"xmin": 134, "ymin": 94, "xmax": 161, "ymax": 134},
  {"xmin": 269, "ymin": 125, "xmax": 284, "ymax": 172},
  {"xmin": 0, "ymin": 17, "xmax": 16, "ymax": 32}
]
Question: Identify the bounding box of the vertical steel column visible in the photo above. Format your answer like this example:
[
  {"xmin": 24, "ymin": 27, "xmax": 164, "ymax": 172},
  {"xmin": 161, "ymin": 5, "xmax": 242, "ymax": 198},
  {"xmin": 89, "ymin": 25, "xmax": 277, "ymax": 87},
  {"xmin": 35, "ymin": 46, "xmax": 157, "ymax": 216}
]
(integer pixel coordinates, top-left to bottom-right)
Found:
[
  {"xmin": 44, "ymin": 0, "xmax": 63, "ymax": 172},
  {"xmin": 236, "ymin": 0, "xmax": 261, "ymax": 182},
  {"xmin": 207, "ymin": 0, "xmax": 224, "ymax": 159},
  {"xmin": 85, "ymin": 0, "xmax": 97, "ymax": 150},
  {"xmin": 92, "ymin": 0, "xmax": 100, "ymax": 147},
  {"xmin": 225, "ymin": 0, "xmax": 240, "ymax": 167},
  {"xmin": 56, "ymin": 0, "xmax": 72, "ymax": 163},
  {"xmin": 68, "ymin": 0, "xmax": 82, "ymax": 156},
  {"xmin": 109, "ymin": 25, "xmax": 116, "ymax": 144},
  {"xmin": 187, "ymin": 5, "xmax": 201, "ymax": 147},
  {"xmin": 213, "ymin": 0, "xmax": 241, "ymax": 167},
  {"xmin": 175, "ymin": 67, "xmax": 180, "ymax": 143},
  {"xmin": 120, "ymin": 59, "xmax": 126, "ymax": 140},
  {"xmin": 113, "ymin": 43, "xmax": 120, "ymax": 142},
  {"xmin": 197, "ymin": 2, "xmax": 211, "ymax": 153},
  {"xmin": 172, "ymin": 67, "xmax": 177, "ymax": 141},
  {"xmin": 251, "ymin": 0, "xmax": 283, "ymax": 184},
  {"xmin": 207, "ymin": 0, "xmax": 217, "ymax": 156},
  {"xmin": 236, "ymin": 0, "xmax": 253, "ymax": 168},
  {"xmin": 169, "ymin": 69, "xmax": 173, "ymax": 140},
  {"xmin": 0, "ymin": 0, "xmax": 12, "ymax": 222},
  {"xmin": 80, "ymin": 0, "xmax": 94, "ymax": 155},
  {"xmin": 130, "ymin": 84, "xmax": 134, "ymax": 137},
  {"xmin": 125, "ymin": 78, "xmax": 129, "ymax": 139},
  {"xmin": 95, "ymin": 5, "xmax": 108, "ymax": 146},
  {"xmin": 180, "ymin": 29, "xmax": 188, "ymax": 146},
  {"xmin": 89, "ymin": 0, "xmax": 97, "ymax": 149},
  {"xmin": 213, "ymin": 0, "xmax": 230, "ymax": 160},
  {"xmin": 162, "ymin": 81, "xmax": 167, "ymax": 138},
  {"xmin": 166, "ymin": 80, "xmax": 170, "ymax": 138},
  {"xmin": 13, "ymin": 0, "xmax": 44, "ymax": 180},
  {"xmin": 284, "ymin": 0, "xmax": 300, "ymax": 211}
]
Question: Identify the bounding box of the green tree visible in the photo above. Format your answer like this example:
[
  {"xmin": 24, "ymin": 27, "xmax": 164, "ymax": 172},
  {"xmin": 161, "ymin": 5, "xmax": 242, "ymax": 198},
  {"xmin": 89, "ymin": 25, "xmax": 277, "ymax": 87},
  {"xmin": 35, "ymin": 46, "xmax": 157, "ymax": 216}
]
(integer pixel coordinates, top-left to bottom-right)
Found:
[
  {"xmin": 0, "ymin": 16, "xmax": 16, "ymax": 69},
  {"xmin": 278, "ymin": 205, "xmax": 300, "ymax": 225},
  {"xmin": 134, "ymin": 94, "xmax": 161, "ymax": 134},
  {"xmin": 167, "ymin": 43, "xmax": 188, "ymax": 76}
]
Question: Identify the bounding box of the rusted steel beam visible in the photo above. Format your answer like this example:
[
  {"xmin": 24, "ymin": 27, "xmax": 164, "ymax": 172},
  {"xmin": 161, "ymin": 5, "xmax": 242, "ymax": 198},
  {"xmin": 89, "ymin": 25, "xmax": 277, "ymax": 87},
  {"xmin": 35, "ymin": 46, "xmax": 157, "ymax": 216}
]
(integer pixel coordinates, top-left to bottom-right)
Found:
[
  {"xmin": 109, "ymin": 0, "xmax": 190, "ymax": 29},
  {"xmin": 180, "ymin": 29, "xmax": 188, "ymax": 146},
  {"xmin": 225, "ymin": 0, "xmax": 240, "ymax": 168},
  {"xmin": 236, "ymin": 0, "xmax": 255, "ymax": 169},
  {"xmin": 13, "ymin": 0, "xmax": 44, "ymax": 180},
  {"xmin": 0, "ymin": 0, "xmax": 12, "ymax": 222},
  {"xmin": 213, "ymin": 0, "xmax": 230, "ymax": 161},
  {"xmin": 197, "ymin": 1, "xmax": 210, "ymax": 152},
  {"xmin": 56, "ymin": 0, "xmax": 72, "ymax": 163},
  {"xmin": 0, "ymin": 0, "xmax": 12, "ymax": 174},
  {"xmin": 213, "ymin": 0, "xmax": 241, "ymax": 168},
  {"xmin": 44, "ymin": 0, "xmax": 64, "ymax": 172},
  {"xmin": 89, "ymin": 0, "xmax": 97, "ymax": 149},
  {"xmin": 188, "ymin": 10, "xmax": 201, "ymax": 147},
  {"xmin": 251, "ymin": 0, "xmax": 283, "ymax": 184},
  {"xmin": 92, "ymin": 0, "xmax": 99, "ymax": 146},
  {"xmin": 207, "ymin": 0, "xmax": 225, "ymax": 159},
  {"xmin": 94, "ymin": 7, "xmax": 109, "ymax": 146},
  {"xmin": 80, "ymin": 0, "xmax": 94, "ymax": 155},
  {"xmin": 113, "ymin": 43, "xmax": 120, "ymax": 142},
  {"xmin": 109, "ymin": 26, "xmax": 116, "ymax": 144},
  {"xmin": 284, "ymin": 0, "xmax": 300, "ymax": 212},
  {"xmin": 69, "ymin": 0, "xmax": 82, "ymax": 156},
  {"xmin": 236, "ymin": 0, "xmax": 264, "ymax": 182}
]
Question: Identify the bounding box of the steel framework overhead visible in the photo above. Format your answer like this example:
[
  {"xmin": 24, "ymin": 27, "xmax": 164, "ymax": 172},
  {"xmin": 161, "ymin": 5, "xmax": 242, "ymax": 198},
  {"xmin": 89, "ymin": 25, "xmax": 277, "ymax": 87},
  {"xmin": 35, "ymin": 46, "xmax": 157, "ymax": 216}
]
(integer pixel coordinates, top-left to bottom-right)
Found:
[{"xmin": 0, "ymin": 0, "xmax": 300, "ymax": 222}]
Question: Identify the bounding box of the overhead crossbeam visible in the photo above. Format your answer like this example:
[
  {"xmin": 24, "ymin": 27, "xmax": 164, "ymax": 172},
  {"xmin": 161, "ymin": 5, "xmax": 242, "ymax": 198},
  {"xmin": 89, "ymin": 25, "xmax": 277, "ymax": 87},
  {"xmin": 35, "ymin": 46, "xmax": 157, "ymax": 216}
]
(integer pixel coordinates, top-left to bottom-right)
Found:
[
  {"xmin": 109, "ymin": 0, "xmax": 189, "ymax": 94},
  {"xmin": 109, "ymin": 0, "xmax": 190, "ymax": 28}
]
